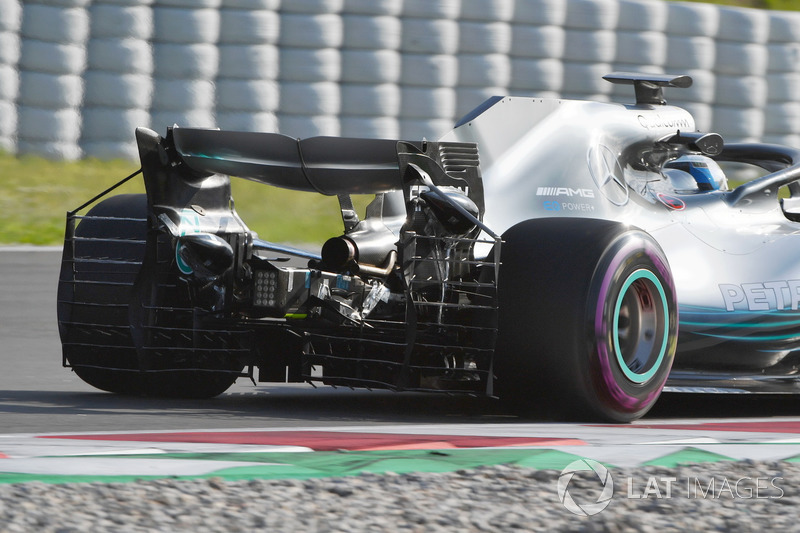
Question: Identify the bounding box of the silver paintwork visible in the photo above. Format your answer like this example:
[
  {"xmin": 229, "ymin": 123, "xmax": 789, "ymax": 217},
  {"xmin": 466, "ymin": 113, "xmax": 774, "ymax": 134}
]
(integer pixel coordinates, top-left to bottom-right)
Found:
[{"xmin": 441, "ymin": 94, "xmax": 800, "ymax": 386}]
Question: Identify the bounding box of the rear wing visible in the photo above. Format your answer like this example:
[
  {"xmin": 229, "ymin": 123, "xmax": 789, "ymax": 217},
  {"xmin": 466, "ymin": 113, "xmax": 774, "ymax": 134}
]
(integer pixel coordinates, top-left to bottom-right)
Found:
[
  {"xmin": 134, "ymin": 126, "xmax": 486, "ymax": 233},
  {"xmin": 165, "ymin": 127, "xmax": 418, "ymax": 195}
]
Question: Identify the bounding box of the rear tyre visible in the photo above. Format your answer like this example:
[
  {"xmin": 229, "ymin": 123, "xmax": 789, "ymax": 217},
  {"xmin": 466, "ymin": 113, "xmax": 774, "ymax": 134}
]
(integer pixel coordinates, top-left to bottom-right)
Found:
[
  {"xmin": 495, "ymin": 218, "xmax": 677, "ymax": 422},
  {"xmin": 58, "ymin": 194, "xmax": 241, "ymax": 398},
  {"xmin": 58, "ymin": 194, "xmax": 148, "ymax": 395}
]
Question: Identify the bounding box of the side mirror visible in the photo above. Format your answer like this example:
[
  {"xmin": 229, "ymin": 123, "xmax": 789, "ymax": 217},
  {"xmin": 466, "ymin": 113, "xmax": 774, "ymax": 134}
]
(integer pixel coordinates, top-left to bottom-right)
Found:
[{"xmin": 664, "ymin": 131, "xmax": 724, "ymax": 156}]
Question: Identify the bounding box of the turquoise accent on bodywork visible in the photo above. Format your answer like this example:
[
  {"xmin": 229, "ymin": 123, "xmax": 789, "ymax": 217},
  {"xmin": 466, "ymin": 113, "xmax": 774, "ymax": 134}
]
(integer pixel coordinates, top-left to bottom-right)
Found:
[
  {"xmin": 176, "ymin": 209, "xmax": 202, "ymax": 275},
  {"xmin": 679, "ymin": 304, "xmax": 800, "ymax": 343}
]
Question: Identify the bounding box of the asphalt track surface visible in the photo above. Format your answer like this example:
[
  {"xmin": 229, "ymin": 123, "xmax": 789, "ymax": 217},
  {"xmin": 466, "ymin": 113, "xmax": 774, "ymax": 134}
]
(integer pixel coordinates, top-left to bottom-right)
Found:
[{"xmin": 3, "ymin": 248, "xmax": 800, "ymax": 437}]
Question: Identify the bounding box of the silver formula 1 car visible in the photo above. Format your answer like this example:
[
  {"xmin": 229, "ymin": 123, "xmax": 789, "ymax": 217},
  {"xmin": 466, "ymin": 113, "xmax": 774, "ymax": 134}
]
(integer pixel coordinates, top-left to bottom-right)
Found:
[{"xmin": 57, "ymin": 73, "xmax": 800, "ymax": 422}]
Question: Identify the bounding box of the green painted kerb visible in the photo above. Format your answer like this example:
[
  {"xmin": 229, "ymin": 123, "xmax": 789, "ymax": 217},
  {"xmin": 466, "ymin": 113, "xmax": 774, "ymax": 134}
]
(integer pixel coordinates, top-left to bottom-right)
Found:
[
  {"xmin": 0, "ymin": 449, "xmax": 592, "ymax": 485},
  {"xmin": 0, "ymin": 446, "xmax": 770, "ymax": 486}
]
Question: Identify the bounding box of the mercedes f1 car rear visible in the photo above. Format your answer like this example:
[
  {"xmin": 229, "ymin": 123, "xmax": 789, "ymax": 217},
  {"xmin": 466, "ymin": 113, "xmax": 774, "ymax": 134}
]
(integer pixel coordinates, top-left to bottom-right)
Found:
[{"xmin": 58, "ymin": 73, "xmax": 800, "ymax": 421}]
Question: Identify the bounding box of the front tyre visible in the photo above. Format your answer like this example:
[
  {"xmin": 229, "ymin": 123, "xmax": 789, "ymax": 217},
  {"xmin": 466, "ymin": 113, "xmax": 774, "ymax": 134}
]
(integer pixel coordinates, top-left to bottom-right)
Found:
[{"xmin": 495, "ymin": 218, "xmax": 677, "ymax": 422}]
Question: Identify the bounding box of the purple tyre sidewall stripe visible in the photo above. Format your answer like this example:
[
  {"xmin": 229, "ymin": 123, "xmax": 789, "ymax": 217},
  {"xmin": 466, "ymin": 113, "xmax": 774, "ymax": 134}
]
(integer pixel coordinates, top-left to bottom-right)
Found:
[{"xmin": 594, "ymin": 235, "xmax": 676, "ymax": 412}]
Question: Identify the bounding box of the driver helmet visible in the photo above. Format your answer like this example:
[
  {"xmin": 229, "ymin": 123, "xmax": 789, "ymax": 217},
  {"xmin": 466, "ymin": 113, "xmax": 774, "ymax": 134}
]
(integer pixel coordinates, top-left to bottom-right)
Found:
[{"xmin": 663, "ymin": 154, "xmax": 728, "ymax": 191}]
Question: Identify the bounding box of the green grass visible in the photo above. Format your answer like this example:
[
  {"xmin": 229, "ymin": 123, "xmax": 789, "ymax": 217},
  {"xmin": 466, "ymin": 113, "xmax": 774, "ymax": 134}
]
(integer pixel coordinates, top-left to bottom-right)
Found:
[
  {"xmin": 0, "ymin": 151, "xmax": 359, "ymax": 246},
  {"xmin": 0, "ymin": 154, "xmax": 778, "ymax": 246},
  {"xmin": 0, "ymin": 153, "xmax": 140, "ymax": 245}
]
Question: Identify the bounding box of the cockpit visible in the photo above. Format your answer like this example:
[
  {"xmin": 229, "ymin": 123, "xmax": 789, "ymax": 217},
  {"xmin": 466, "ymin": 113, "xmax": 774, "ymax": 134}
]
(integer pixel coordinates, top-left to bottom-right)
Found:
[{"xmin": 625, "ymin": 130, "xmax": 729, "ymax": 199}]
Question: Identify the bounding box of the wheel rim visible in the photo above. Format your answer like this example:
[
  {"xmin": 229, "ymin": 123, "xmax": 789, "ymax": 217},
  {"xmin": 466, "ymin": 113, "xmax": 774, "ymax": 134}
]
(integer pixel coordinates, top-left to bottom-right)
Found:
[{"xmin": 612, "ymin": 269, "xmax": 669, "ymax": 384}]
